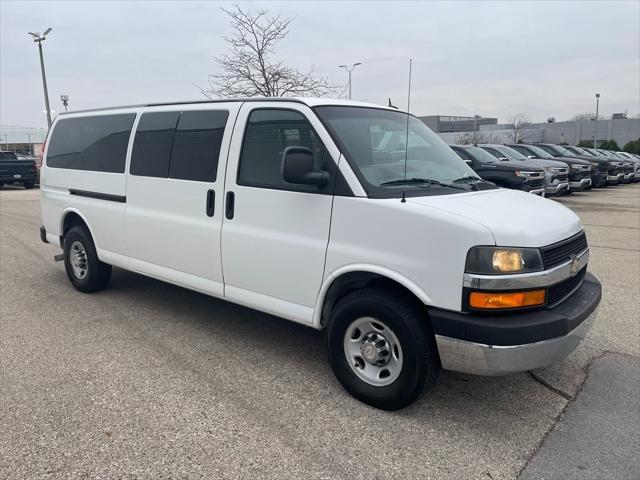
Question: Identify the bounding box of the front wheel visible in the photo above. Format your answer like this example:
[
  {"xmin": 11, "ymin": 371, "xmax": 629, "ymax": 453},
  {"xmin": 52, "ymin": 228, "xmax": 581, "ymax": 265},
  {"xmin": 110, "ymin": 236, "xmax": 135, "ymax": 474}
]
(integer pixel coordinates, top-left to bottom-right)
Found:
[
  {"xmin": 327, "ymin": 288, "xmax": 441, "ymax": 410},
  {"xmin": 23, "ymin": 181, "xmax": 34, "ymax": 189},
  {"xmin": 63, "ymin": 226, "xmax": 112, "ymax": 293}
]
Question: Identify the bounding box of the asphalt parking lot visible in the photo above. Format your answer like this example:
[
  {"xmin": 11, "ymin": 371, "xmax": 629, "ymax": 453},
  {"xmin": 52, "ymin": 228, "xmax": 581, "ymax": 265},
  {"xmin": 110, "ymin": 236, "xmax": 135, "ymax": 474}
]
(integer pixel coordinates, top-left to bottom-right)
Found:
[{"xmin": 1, "ymin": 185, "xmax": 638, "ymax": 479}]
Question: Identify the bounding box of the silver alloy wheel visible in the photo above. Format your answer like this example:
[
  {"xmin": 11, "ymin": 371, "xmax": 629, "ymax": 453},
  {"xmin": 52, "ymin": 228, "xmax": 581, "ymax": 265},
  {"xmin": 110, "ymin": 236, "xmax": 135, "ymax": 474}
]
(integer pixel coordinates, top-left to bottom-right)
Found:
[
  {"xmin": 343, "ymin": 316, "xmax": 403, "ymax": 387},
  {"xmin": 69, "ymin": 240, "xmax": 88, "ymax": 280}
]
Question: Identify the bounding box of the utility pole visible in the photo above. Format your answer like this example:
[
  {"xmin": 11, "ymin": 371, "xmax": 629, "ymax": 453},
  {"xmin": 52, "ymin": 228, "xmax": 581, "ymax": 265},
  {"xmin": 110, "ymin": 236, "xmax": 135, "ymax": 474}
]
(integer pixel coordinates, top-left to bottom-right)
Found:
[
  {"xmin": 338, "ymin": 62, "xmax": 362, "ymax": 100},
  {"xmin": 593, "ymin": 93, "xmax": 600, "ymax": 149},
  {"xmin": 28, "ymin": 28, "xmax": 53, "ymax": 128},
  {"xmin": 61, "ymin": 95, "xmax": 69, "ymax": 112}
]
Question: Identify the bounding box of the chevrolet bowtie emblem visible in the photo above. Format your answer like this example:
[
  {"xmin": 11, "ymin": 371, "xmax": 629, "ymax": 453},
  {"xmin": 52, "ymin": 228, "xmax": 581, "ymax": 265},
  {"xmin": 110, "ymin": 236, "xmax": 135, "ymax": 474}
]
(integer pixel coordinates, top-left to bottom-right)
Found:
[{"xmin": 570, "ymin": 255, "xmax": 580, "ymax": 276}]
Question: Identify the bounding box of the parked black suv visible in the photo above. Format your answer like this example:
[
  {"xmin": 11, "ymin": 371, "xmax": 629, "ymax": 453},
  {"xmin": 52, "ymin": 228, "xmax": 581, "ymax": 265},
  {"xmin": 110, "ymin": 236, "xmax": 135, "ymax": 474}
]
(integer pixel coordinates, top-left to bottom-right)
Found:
[
  {"xmin": 0, "ymin": 151, "xmax": 37, "ymax": 189},
  {"xmin": 507, "ymin": 144, "xmax": 592, "ymax": 192},
  {"xmin": 532, "ymin": 144, "xmax": 609, "ymax": 188},
  {"xmin": 450, "ymin": 145, "xmax": 545, "ymax": 195}
]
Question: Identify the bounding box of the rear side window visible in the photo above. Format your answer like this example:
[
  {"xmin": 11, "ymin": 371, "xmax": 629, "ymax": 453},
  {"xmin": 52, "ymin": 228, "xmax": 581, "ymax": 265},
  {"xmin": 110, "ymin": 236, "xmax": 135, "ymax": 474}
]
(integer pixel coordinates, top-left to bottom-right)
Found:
[
  {"xmin": 130, "ymin": 110, "xmax": 228, "ymax": 181},
  {"xmin": 130, "ymin": 112, "xmax": 180, "ymax": 178},
  {"xmin": 47, "ymin": 114, "xmax": 135, "ymax": 172},
  {"xmin": 238, "ymin": 109, "xmax": 330, "ymax": 190},
  {"xmin": 169, "ymin": 110, "xmax": 228, "ymax": 182}
]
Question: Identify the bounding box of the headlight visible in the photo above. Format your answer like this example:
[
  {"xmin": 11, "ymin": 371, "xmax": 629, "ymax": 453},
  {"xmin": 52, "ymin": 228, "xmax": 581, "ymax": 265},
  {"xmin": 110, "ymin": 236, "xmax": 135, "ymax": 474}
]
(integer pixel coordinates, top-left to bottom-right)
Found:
[
  {"xmin": 515, "ymin": 170, "xmax": 537, "ymax": 178},
  {"xmin": 465, "ymin": 246, "xmax": 544, "ymax": 274}
]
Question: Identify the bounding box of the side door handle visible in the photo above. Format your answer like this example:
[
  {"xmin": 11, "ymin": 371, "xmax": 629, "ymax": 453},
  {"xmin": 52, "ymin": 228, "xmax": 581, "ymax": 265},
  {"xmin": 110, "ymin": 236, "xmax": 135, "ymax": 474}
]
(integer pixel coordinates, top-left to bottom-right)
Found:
[
  {"xmin": 225, "ymin": 191, "xmax": 235, "ymax": 219},
  {"xmin": 206, "ymin": 189, "xmax": 215, "ymax": 217}
]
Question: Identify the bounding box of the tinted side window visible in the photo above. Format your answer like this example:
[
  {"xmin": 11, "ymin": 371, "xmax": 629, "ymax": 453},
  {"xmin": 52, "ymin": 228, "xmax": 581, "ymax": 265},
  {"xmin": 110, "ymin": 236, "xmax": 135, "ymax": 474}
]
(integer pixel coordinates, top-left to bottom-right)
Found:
[
  {"xmin": 47, "ymin": 114, "xmax": 135, "ymax": 172},
  {"xmin": 452, "ymin": 147, "xmax": 473, "ymax": 161},
  {"xmin": 238, "ymin": 109, "xmax": 330, "ymax": 190},
  {"xmin": 130, "ymin": 112, "xmax": 180, "ymax": 178},
  {"xmin": 169, "ymin": 110, "xmax": 228, "ymax": 182},
  {"xmin": 482, "ymin": 147, "xmax": 504, "ymax": 159}
]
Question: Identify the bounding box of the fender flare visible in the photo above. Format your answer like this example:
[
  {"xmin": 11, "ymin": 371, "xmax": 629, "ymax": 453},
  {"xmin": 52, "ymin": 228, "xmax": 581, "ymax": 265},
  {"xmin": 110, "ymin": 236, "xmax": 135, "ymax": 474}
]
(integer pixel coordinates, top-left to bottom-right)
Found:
[{"xmin": 312, "ymin": 264, "xmax": 433, "ymax": 328}]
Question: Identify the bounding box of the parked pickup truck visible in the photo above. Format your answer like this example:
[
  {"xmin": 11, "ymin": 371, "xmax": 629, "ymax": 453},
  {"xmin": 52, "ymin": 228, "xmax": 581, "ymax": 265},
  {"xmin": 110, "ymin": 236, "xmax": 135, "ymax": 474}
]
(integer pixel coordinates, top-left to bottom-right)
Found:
[
  {"xmin": 508, "ymin": 144, "xmax": 593, "ymax": 192},
  {"xmin": 0, "ymin": 151, "xmax": 38, "ymax": 189},
  {"xmin": 478, "ymin": 144, "xmax": 570, "ymax": 196},
  {"xmin": 564, "ymin": 146, "xmax": 623, "ymax": 185},
  {"xmin": 39, "ymin": 98, "xmax": 601, "ymax": 410},
  {"xmin": 450, "ymin": 144, "xmax": 545, "ymax": 195},
  {"xmin": 532, "ymin": 144, "xmax": 609, "ymax": 188}
]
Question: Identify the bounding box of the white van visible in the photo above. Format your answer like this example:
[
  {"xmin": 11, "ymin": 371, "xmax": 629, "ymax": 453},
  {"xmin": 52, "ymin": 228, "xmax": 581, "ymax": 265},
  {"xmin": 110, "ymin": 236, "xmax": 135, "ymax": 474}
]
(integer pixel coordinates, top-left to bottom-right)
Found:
[{"xmin": 40, "ymin": 98, "xmax": 601, "ymax": 410}]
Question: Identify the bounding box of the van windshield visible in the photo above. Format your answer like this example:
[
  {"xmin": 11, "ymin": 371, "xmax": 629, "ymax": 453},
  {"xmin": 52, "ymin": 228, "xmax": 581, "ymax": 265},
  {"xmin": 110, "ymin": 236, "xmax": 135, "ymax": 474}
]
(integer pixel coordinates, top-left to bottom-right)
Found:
[{"xmin": 314, "ymin": 106, "xmax": 477, "ymax": 194}]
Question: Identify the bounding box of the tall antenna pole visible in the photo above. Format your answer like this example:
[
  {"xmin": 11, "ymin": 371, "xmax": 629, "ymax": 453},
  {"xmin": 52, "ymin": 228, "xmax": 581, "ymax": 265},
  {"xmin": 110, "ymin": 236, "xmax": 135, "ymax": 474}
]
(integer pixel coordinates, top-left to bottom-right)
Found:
[{"xmin": 403, "ymin": 58, "xmax": 413, "ymax": 182}]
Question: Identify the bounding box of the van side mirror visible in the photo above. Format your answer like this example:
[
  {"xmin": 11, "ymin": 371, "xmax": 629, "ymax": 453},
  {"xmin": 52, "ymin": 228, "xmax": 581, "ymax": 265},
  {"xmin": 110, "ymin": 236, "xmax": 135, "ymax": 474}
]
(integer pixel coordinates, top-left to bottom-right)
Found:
[{"xmin": 281, "ymin": 146, "xmax": 329, "ymax": 187}]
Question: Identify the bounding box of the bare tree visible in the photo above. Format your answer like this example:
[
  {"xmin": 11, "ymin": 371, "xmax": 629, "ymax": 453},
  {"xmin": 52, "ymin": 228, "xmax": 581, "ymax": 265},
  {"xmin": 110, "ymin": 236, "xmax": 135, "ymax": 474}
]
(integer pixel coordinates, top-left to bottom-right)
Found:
[
  {"xmin": 200, "ymin": 5, "xmax": 341, "ymax": 98},
  {"xmin": 508, "ymin": 113, "xmax": 531, "ymax": 143},
  {"xmin": 571, "ymin": 112, "xmax": 595, "ymax": 122}
]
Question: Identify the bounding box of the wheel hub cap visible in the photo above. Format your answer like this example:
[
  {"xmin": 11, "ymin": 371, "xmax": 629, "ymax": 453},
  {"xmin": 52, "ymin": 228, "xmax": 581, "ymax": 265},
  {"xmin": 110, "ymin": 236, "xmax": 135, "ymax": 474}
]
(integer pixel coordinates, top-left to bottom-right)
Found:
[
  {"xmin": 360, "ymin": 332, "xmax": 391, "ymax": 366},
  {"xmin": 343, "ymin": 317, "xmax": 403, "ymax": 387},
  {"xmin": 69, "ymin": 241, "xmax": 88, "ymax": 279}
]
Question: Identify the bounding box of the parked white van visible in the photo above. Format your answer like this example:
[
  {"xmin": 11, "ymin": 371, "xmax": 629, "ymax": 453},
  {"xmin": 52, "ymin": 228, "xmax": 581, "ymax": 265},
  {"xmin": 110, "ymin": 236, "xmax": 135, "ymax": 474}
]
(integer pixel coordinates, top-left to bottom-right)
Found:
[{"xmin": 40, "ymin": 98, "xmax": 601, "ymax": 410}]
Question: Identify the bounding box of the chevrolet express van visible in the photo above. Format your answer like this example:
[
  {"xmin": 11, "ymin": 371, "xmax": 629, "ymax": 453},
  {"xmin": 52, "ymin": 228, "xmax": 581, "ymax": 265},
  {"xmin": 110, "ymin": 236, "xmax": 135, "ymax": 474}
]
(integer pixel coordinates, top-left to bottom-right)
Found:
[{"xmin": 39, "ymin": 98, "xmax": 601, "ymax": 410}]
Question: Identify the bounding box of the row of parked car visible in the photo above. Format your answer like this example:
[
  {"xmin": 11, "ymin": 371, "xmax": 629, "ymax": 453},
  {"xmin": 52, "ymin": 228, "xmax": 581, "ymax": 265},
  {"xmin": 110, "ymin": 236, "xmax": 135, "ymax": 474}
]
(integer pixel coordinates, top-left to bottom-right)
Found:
[{"xmin": 449, "ymin": 143, "xmax": 640, "ymax": 196}]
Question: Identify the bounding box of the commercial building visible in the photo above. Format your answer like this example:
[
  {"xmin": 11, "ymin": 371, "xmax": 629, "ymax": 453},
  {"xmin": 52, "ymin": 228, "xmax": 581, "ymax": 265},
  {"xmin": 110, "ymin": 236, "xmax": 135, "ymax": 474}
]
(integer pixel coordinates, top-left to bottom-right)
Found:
[
  {"xmin": 0, "ymin": 125, "xmax": 48, "ymax": 156},
  {"xmin": 428, "ymin": 115, "xmax": 640, "ymax": 147},
  {"xmin": 418, "ymin": 115, "xmax": 498, "ymax": 133}
]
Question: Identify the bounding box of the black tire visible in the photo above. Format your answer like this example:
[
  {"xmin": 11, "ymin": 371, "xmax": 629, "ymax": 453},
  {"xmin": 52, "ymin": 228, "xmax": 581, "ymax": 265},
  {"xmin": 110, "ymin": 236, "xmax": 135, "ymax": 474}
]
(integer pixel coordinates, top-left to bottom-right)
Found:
[
  {"xmin": 63, "ymin": 225, "xmax": 112, "ymax": 293},
  {"xmin": 23, "ymin": 181, "xmax": 34, "ymax": 189},
  {"xmin": 326, "ymin": 287, "xmax": 441, "ymax": 410}
]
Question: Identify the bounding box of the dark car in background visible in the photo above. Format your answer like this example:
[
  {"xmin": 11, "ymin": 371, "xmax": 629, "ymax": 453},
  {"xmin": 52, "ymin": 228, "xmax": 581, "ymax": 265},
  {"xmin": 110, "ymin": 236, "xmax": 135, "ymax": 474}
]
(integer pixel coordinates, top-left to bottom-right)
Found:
[
  {"xmin": 532, "ymin": 143, "xmax": 609, "ymax": 188},
  {"xmin": 508, "ymin": 144, "xmax": 592, "ymax": 192},
  {"xmin": 586, "ymin": 148, "xmax": 627, "ymax": 184},
  {"xmin": 0, "ymin": 151, "xmax": 38, "ymax": 189},
  {"xmin": 618, "ymin": 152, "xmax": 640, "ymax": 181},
  {"xmin": 597, "ymin": 150, "xmax": 635, "ymax": 183},
  {"xmin": 450, "ymin": 145, "xmax": 545, "ymax": 195},
  {"xmin": 478, "ymin": 144, "xmax": 570, "ymax": 196},
  {"xmin": 568, "ymin": 147, "xmax": 624, "ymax": 185}
]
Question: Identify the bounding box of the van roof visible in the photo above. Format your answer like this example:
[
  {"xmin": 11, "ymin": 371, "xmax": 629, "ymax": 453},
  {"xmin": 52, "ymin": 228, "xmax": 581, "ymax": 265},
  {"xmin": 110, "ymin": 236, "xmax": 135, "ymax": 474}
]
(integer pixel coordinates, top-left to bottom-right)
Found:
[{"xmin": 58, "ymin": 97, "xmax": 398, "ymax": 116}]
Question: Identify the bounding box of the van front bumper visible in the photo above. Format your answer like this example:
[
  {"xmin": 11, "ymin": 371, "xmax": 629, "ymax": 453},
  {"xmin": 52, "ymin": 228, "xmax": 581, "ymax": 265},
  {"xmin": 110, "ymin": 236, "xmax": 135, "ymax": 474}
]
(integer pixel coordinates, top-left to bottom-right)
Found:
[{"xmin": 429, "ymin": 272, "xmax": 601, "ymax": 376}]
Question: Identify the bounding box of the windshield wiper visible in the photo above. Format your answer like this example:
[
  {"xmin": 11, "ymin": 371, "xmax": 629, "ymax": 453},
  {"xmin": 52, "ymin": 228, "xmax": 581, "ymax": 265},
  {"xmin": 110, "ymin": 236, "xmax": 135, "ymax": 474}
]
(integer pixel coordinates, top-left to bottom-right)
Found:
[
  {"xmin": 452, "ymin": 176, "xmax": 483, "ymax": 183},
  {"xmin": 380, "ymin": 177, "xmax": 466, "ymax": 190}
]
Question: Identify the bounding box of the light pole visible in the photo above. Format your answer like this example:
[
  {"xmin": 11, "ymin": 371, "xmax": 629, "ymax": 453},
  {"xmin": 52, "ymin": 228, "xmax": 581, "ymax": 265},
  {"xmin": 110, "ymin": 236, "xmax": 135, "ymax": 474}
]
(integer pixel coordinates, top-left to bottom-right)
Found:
[
  {"xmin": 593, "ymin": 93, "xmax": 600, "ymax": 149},
  {"xmin": 28, "ymin": 28, "xmax": 53, "ymax": 128},
  {"xmin": 338, "ymin": 62, "xmax": 362, "ymax": 100},
  {"xmin": 61, "ymin": 94, "xmax": 69, "ymax": 112}
]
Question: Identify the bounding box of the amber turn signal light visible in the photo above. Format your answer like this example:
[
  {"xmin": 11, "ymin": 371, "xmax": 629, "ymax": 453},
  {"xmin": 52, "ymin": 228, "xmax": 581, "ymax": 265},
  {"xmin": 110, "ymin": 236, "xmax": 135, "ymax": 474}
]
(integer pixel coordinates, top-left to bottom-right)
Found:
[{"xmin": 469, "ymin": 290, "xmax": 546, "ymax": 309}]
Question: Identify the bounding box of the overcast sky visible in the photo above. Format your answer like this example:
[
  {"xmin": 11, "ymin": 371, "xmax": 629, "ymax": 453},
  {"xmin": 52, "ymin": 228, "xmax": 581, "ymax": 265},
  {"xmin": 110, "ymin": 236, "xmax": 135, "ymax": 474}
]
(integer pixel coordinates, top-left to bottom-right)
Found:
[{"xmin": 1, "ymin": 0, "xmax": 639, "ymax": 128}]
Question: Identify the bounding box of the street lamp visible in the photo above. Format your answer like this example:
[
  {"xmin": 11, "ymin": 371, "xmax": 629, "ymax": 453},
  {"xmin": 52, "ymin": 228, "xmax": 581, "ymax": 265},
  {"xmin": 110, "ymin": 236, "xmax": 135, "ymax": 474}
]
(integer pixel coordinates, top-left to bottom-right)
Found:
[
  {"xmin": 61, "ymin": 94, "xmax": 69, "ymax": 112},
  {"xmin": 338, "ymin": 62, "xmax": 362, "ymax": 100},
  {"xmin": 28, "ymin": 27, "xmax": 53, "ymax": 128},
  {"xmin": 593, "ymin": 93, "xmax": 600, "ymax": 149}
]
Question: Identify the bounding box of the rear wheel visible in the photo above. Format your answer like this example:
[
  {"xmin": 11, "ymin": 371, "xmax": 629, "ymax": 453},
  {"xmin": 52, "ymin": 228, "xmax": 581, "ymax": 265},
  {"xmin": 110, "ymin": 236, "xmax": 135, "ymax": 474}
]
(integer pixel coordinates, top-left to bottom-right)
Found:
[
  {"xmin": 63, "ymin": 226, "xmax": 112, "ymax": 293},
  {"xmin": 327, "ymin": 288, "xmax": 441, "ymax": 410}
]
